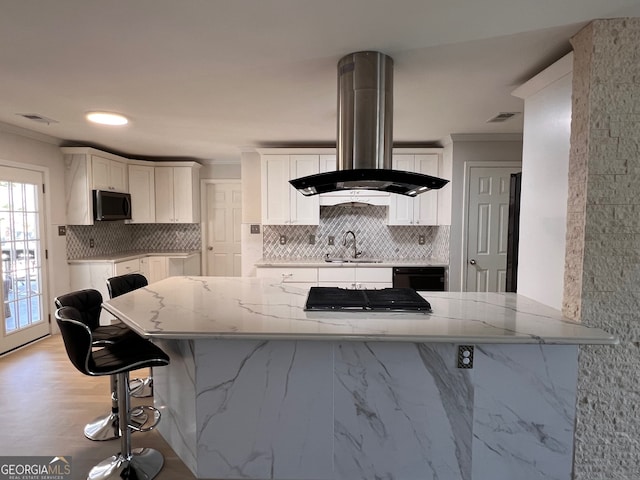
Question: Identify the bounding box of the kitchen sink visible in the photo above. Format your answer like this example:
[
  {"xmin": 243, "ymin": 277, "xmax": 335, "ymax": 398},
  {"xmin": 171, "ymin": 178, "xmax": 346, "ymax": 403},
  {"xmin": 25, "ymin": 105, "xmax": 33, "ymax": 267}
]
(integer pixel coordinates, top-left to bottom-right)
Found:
[{"xmin": 324, "ymin": 257, "xmax": 383, "ymax": 264}]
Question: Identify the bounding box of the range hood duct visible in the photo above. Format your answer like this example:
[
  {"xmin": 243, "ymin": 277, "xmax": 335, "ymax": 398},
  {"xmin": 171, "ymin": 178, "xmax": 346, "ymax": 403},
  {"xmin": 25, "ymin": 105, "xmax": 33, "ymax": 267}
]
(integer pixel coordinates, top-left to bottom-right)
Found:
[{"xmin": 290, "ymin": 51, "xmax": 449, "ymax": 197}]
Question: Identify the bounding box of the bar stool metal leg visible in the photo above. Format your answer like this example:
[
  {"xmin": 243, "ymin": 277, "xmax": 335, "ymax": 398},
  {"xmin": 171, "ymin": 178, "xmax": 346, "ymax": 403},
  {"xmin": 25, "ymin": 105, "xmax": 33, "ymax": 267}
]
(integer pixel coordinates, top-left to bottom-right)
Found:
[
  {"xmin": 83, "ymin": 375, "xmax": 119, "ymax": 441},
  {"xmin": 87, "ymin": 372, "xmax": 164, "ymax": 480},
  {"xmin": 84, "ymin": 375, "xmax": 148, "ymax": 441}
]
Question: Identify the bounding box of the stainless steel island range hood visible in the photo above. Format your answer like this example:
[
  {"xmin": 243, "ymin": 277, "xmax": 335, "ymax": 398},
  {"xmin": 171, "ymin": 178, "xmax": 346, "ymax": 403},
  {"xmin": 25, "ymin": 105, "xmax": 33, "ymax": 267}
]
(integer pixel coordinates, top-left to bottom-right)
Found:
[{"xmin": 289, "ymin": 51, "xmax": 449, "ymax": 197}]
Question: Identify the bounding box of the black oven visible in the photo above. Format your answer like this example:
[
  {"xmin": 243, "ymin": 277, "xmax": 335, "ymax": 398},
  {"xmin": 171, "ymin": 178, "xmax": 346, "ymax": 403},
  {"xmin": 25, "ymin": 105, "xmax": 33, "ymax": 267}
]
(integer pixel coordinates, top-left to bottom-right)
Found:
[{"xmin": 392, "ymin": 266, "xmax": 447, "ymax": 291}]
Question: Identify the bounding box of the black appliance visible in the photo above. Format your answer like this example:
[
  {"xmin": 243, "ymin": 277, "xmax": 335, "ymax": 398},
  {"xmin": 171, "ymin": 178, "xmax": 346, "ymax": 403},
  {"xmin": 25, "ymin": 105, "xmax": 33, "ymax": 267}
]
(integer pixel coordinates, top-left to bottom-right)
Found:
[
  {"xmin": 506, "ymin": 173, "xmax": 522, "ymax": 292},
  {"xmin": 93, "ymin": 190, "xmax": 132, "ymax": 221},
  {"xmin": 392, "ymin": 266, "xmax": 446, "ymax": 292},
  {"xmin": 304, "ymin": 287, "xmax": 431, "ymax": 312}
]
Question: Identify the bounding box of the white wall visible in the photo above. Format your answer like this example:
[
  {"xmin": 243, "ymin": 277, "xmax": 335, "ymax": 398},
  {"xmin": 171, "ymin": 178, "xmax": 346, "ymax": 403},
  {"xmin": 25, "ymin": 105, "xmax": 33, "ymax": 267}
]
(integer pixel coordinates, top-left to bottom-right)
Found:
[
  {"xmin": 512, "ymin": 54, "xmax": 572, "ymax": 309},
  {"xmin": 446, "ymin": 134, "xmax": 523, "ymax": 291},
  {"xmin": 0, "ymin": 123, "xmax": 70, "ymax": 324},
  {"xmin": 240, "ymin": 151, "xmax": 262, "ymax": 276},
  {"xmin": 200, "ymin": 163, "xmax": 241, "ymax": 179}
]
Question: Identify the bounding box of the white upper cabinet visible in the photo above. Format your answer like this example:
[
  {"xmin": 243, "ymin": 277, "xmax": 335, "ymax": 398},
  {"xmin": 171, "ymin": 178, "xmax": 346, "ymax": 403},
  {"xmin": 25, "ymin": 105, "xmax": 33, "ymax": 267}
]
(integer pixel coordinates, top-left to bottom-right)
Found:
[
  {"xmin": 62, "ymin": 147, "xmax": 201, "ymax": 225},
  {"xmin": 62, "ymin": 147, "xmax": 130, "ymax": 225},
  {"xmin": 260, "ymin": 152, "xmax": 320, "ymax": 225},
  {"xmin": 128, "ymin": 163, "xmax": 156, "ymax": 223},
  {"xmin": 388, "ymin": 149, "xmax": 450, "ymax": 226},
  {"xmin": 92, "ymin": 155, "xmax": 128, "ymax": 192},
  {"xmin": 154, "ymin": 163, "xmax": 201, "ymax": 223}
]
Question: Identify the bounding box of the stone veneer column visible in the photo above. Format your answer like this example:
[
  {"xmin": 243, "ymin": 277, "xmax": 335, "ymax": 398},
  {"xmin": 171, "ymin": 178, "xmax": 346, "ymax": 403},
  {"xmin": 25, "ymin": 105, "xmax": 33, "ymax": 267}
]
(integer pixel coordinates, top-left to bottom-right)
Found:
[{"xmin": 564, "ymin": 19, "xmax": 640, "ymax": 479}]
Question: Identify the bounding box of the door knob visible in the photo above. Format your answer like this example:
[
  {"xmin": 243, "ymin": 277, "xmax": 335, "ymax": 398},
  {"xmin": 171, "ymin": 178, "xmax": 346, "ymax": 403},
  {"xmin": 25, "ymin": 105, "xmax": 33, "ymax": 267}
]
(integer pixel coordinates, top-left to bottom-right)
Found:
[
  {"xmin": 207, "ymin": 246, "xmax": 213, "ymax": 251},
  {"xmin": 469, "ymin": 259, "xmax": 476, "ymax": 265}
]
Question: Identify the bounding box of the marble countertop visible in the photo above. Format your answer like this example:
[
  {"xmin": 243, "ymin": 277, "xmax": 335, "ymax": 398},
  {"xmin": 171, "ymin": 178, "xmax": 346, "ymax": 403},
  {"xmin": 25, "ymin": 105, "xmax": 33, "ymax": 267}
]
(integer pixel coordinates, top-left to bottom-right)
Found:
[
  {"xmin": 101, "ymin": 276, "xmax": 617, "ymax": 345},
  {"xmin": 255, "ymin": 258, "xmax": 449, "ymax": 268},
  {"xmin": 68, "ymin": 250, "xmax": 201, "ymax": 264}
]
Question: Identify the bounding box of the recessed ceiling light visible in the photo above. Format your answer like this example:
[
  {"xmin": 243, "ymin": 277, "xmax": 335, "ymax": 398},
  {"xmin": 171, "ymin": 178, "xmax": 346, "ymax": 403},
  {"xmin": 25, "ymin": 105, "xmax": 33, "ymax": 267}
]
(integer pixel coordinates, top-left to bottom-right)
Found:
[{"xmin": 86, "ymin": 112, "xmax": 129, "ymax": 126}]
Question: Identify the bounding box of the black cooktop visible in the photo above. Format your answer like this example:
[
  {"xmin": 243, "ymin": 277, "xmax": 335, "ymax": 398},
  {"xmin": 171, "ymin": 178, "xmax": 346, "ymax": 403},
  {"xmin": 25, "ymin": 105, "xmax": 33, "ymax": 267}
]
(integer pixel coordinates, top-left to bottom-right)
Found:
[{"xmin": 304, "ymin": 287, "xmax": 431, "ymax": 312}]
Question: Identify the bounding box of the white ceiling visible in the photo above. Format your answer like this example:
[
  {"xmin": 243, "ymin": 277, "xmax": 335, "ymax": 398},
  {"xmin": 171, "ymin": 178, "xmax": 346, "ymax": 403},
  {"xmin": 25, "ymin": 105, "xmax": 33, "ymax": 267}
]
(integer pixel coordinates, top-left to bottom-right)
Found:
[{"xmin": 1, "ymin": 0, "xmax": 639, "ymax": 164}]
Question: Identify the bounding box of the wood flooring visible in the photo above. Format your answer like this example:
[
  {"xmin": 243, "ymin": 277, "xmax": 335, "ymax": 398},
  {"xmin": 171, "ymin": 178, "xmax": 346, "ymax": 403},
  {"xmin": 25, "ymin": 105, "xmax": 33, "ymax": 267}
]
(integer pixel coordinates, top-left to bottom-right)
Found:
[{"xmin": 0, "ymin": 335, "xmax": 197, "ymax": 480}]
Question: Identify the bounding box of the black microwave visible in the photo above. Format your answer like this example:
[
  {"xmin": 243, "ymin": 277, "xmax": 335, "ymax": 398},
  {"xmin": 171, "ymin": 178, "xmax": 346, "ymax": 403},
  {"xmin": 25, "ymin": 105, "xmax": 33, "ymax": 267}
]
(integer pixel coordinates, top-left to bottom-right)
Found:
[{"xmin": 93, "ymin": 190, "xmax": 132, "ymax": 221}]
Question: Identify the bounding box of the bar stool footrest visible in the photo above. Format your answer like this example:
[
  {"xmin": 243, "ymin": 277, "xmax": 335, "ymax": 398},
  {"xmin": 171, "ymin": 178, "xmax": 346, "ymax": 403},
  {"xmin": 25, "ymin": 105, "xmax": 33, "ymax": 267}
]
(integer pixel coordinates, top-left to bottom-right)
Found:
[{"xmin": 128, "ymin": 405, "xmax": 161, "ymax": 433}]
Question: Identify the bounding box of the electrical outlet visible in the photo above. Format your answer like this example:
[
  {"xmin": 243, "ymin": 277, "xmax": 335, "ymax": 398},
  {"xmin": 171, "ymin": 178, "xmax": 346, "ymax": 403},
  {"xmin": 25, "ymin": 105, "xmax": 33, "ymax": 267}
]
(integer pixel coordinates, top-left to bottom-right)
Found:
[
  {"xmin": 418, "ymin": 234, "xmax": 426, "ymax": 245},
  {"xmin": 89, "ymin": 238, "xmax": 95, "ymax": 248},
  {"xmin": 328, "ymin": 236, "xmax": 335, "ymax": 246},
  {"xmin": 457, "ymin": 345, "xmax": 474, "ymax": 369},
  {"xmin": 250, "ymin": 224, "xmax": 260, "ymax": 234},
  {"xmin": 57, "ymin": 225, "xmax": 66, "ymax": 236},
  {"xmin": 309, "ymin": 234, "xmax": 316, "ymax": 245},
  {"xmin": 279, "ymin": 235, "xmax": 287, "ymax": 245}
]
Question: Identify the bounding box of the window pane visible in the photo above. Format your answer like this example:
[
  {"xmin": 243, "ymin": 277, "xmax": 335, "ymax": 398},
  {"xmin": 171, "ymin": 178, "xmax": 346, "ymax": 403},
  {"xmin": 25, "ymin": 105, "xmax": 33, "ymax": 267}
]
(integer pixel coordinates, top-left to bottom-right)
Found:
[{"xmin": 24, "ymin": 184, "xmax": 37, "ymax": 212}]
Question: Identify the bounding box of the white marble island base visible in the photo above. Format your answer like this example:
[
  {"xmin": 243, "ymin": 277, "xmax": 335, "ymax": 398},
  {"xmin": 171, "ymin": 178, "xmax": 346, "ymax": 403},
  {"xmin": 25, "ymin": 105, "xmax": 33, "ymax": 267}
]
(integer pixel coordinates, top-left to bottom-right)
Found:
[{"xmin": 153, "ymin": 338, "xmax": 578, "ymax": 480}]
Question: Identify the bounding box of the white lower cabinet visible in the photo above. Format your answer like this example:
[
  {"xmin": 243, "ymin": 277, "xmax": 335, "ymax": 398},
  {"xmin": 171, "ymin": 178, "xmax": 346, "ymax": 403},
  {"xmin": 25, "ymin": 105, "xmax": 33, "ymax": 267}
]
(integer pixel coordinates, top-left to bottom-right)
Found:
[
  {"xmin": 255, "ymin": 267, "xmax": 318, "ymax": 290},
  {"xmin": 318, "ymin": 267, "xmax": 357, "ymax": 289},
  {"xmin": 319, "ymin": 267, "xmax": 392, "ymax": 289},
  {"xmin": 69, "ymin": 254, "xmax": 201, "ymax": 323},
  {"xmin": 69, "ymin": 259, "xmax": 142, "ymax": 325},
  {"xmin": 256, "ymin": 266, "xmax": 392, "ymax": 290},
  {"xmin": 147, "ymin": 254, "xmax": 202, "ymax": 284},
  {"xmin": 355, "ymin": 267, "xmax": 393, "ymax": 289},
  {"xmin": 114, "ymin": 258, "xmax": 141, "ymax": 277},
  {"xmin": 147, "ymin": 256, "xmax": 168, "ymax": 284}
]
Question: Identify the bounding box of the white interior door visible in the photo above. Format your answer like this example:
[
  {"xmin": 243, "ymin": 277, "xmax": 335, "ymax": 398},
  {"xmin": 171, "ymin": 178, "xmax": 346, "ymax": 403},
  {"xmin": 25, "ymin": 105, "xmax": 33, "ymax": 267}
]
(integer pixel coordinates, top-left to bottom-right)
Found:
[
  {"xmin": 205, "ymin": 183, "xmax": 242, "ymax": 276},
  {"xmin": 465, "ymin": 166, "xmax": 520, "ymax": 292},
  {"xmin": 0, "ymin": 166, "xmax": 49, "ymax": 354}
]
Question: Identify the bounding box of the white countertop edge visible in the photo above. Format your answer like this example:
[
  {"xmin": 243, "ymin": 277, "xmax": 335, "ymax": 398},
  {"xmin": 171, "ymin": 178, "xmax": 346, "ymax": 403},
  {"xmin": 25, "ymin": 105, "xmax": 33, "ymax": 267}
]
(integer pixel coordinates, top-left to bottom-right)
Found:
[
  {"xmin": 68, "ymin": 250, "xmax": 201, "ymax": 263},
  {"xmin": 135, "ymin": 332, "xmax": 619, "ymax": 344},
  {"xmin": 102, "ymin": 302, "xmax": 618, "ymax": 346}
]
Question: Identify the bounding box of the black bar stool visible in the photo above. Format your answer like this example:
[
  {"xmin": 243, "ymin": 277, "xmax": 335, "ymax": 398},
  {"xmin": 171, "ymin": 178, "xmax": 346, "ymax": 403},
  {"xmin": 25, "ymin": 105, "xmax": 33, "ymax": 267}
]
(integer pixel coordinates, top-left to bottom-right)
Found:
[
  {"xmin": 106, "ymin": 273, "xmax": 153, "ymax": 398},
  {"xmin": 56, "ymin": 305, "xmax": 170, "ymax": 480},
  {"xmin": 54, "ymin": 289, "xmax": 145, "ymax": 441}
]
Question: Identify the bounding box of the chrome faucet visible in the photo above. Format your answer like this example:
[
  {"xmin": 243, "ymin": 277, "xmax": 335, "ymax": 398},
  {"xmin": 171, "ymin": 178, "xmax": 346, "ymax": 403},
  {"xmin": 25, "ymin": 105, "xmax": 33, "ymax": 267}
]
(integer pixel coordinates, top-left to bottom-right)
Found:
[{"xmin": 343, "ymin": 230, "xmax": 362, "ymax": 259}]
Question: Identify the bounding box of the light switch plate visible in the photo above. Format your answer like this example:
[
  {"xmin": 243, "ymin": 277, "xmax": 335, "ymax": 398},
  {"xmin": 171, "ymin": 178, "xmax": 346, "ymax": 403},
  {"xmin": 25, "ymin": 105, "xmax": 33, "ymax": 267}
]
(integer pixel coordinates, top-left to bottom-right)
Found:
[
  {"xmin": 418, "ymin": 234, "xmax": 426, "ymax": 245},
  {"xmin": 58, "ymin": 225, "xmax": 66, "ymax": 236},
  {"xmin": 328, "ymin": 236, "xmax": 335, "ymax": 246},
  {"xmin": 250, "ymin": 224, "xmax": 260, "ymax": 234}
]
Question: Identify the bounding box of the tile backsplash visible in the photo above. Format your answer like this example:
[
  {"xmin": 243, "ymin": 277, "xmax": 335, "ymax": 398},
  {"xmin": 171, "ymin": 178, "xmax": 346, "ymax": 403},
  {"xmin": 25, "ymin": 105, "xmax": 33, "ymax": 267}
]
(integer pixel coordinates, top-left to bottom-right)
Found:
[
  {"xmin": 263, "ymin": 205, "xmax": 449, "ymax": 261},
  {"xmin": 66, "ymin": 222, "xmax": 201, "ymax": 259}
]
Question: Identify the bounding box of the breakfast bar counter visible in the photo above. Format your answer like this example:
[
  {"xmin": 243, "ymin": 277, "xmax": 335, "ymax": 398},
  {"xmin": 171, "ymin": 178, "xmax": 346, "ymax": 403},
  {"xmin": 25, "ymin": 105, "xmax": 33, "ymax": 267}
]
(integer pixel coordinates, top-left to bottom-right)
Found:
[{"xmin": 102, "ymin": 276, "xmax": 616, "ymax": 480}]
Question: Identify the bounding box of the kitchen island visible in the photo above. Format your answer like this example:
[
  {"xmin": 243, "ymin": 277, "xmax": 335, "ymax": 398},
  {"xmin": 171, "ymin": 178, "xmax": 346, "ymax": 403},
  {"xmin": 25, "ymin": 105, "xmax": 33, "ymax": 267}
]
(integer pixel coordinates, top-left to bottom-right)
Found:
[{"xmin": 102, "ymin": 276, "xmax": 617, "ymax": 480}]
